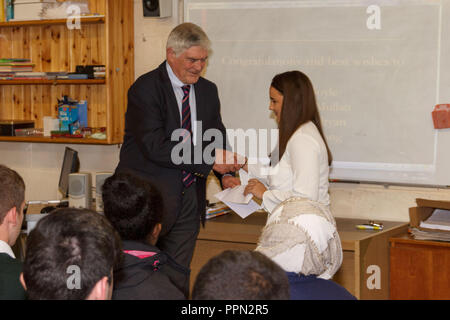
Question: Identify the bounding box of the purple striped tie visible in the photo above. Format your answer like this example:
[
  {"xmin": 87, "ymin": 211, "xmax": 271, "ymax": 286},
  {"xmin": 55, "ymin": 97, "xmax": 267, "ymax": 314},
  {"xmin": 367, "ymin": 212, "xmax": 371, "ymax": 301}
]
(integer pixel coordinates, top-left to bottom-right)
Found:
[{"xmin": 181, "ymin": 85, "xmax": 195, "ymax": 188}]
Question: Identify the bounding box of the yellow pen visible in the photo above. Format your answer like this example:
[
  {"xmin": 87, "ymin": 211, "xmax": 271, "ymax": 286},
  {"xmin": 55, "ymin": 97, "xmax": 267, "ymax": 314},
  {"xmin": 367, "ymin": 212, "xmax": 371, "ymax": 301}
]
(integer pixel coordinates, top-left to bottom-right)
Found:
[{"xmin": 356, "ymin": 224, "xmax": 383, "ymax": 230}]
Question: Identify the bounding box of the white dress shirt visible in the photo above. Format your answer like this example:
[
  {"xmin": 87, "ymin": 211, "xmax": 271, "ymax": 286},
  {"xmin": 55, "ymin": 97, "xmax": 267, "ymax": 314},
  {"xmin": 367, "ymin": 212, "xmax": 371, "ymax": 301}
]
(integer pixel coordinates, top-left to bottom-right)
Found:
[
  {"xmin": 166, "ymin": 62, "xmax": 198, "ymax": 145},
  {"xmin": 0, "ymin": 239, "xmax": 15, "ymax": 259},
  {"xmin": 248, "ymin": 121, "xmax": 330, "ymax": 213}
]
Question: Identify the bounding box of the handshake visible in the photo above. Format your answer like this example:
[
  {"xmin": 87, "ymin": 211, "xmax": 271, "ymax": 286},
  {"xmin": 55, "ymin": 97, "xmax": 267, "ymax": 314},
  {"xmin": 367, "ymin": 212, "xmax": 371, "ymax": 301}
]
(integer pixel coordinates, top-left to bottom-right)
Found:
[{"xmin": 212, "ymin": 149, "xmax": 247, "ymax": 175}]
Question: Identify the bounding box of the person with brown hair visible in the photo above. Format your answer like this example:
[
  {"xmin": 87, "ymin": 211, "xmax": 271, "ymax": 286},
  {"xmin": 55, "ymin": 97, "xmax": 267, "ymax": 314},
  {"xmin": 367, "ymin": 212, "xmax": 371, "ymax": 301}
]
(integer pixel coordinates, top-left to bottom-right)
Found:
[
  {"xmin": 243, "ymin": 70, "xmax": 333, "ymax": 213},
  {"xmin": 0, "ymin": 164, "xmax": 26, "ymax": 300}
]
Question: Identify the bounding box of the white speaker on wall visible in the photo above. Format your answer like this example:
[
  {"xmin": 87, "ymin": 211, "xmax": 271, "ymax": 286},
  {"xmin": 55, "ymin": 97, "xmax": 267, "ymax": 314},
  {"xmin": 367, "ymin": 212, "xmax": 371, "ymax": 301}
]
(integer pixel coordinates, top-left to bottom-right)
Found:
[
  {"xmin": 95, "ymin": 172, "xmax": 113, "ymax": 212},
  {"xmin": 69, "ymin": 173, "xmax": 92, "ymax": 209}
]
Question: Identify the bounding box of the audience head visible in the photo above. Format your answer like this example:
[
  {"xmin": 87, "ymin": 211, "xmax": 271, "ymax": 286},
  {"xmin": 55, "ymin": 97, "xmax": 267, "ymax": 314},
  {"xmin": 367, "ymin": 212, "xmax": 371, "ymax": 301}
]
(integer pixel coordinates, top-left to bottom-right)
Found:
[
  {"xmin": 0, "ymin": 164, "xmax": 25, "ymax": 246},
  {"xmin": 270, "ymin": 70, "xmax": 332, "ymax": 164},
  {"xmin": 192, "ymin": 250, "xmax": 290, "ymax": 300},
  {"xmin": 256, "ymin": 198, "xmax": 343, "ymax": 280},
  {"xmin": 102, "ymin": 172, "xmax": 164, "ymax": 244},
  {"xmin": 166, "ymin": 22, "xmax": 210, "ymax": 84},
  {"xmin": 21, "ymin": 208, "xmax": 122, "ymax": 300}
]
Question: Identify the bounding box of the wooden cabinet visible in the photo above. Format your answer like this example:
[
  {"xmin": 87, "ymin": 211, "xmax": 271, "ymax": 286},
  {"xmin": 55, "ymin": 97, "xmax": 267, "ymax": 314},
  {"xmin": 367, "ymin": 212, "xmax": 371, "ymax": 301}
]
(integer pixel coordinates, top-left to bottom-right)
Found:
[
  {"xmin": 0, "ymin": 0, "xmax": 134, "ymax": 144},
  {"xmin": 390, "ymin": 235, "xmax": 450, "ymax": 300},
  {"xmin": 332, "ymin": 218, "xmax": 408, "ymax": 299},
  {"xmin": 190, "ymin": 212, "xmax": 408, "ymax": 299}
]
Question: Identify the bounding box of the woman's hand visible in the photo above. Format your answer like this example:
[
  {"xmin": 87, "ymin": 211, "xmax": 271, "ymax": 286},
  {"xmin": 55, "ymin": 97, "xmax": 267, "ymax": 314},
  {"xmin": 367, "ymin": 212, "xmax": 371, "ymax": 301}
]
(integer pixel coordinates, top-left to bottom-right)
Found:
[
  {"xmin": 222, "ymin": 176, "xmax": 241, "ymax": 189},
  {"xmin": 244, "ymin": 179, "xmax": 267, "ymax": 200}
]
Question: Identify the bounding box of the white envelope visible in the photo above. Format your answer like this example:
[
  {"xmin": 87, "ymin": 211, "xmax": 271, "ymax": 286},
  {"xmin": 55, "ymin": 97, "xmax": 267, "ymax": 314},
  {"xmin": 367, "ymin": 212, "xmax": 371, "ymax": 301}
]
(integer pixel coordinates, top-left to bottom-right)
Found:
[{"xmin": 214, "ymin": 169, "xmax": 262, "ymax": 219}]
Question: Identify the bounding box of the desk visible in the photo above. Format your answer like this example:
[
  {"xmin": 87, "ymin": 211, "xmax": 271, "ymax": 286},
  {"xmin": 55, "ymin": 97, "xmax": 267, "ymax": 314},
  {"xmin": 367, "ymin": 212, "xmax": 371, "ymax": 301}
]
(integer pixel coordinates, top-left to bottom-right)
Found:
[
  {"xmin": 191, "ymin": 211, "xmax": 408, "ymax": 300},
  {"xmin": 390, "ymin": 235, "xmax": 450, "ymax": 300}
]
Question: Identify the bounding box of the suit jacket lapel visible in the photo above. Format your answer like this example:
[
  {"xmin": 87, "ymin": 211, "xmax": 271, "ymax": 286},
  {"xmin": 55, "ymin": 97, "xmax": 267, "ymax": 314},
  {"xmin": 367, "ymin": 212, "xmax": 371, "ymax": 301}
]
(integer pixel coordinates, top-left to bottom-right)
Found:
[
  {"xmin": 194, "ymin": 80, "xmax": 207, "ymax": 126},
  {"xmin": 159, "ymin": 61, "xmax": 181, "ymax": 127}
]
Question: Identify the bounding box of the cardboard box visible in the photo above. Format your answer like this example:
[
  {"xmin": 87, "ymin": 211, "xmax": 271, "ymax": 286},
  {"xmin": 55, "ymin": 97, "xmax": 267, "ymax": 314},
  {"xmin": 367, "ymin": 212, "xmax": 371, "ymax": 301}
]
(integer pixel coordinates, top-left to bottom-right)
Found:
[{"xmin": 409, "ymin": 198, "xmax": 450, "ymax": 233}]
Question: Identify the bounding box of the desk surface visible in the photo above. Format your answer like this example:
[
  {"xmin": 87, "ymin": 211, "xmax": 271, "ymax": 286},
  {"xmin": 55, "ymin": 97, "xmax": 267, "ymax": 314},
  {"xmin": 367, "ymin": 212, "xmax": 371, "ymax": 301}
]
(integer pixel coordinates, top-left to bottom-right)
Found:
[
  {"xmin": 196, "ymin": 210, "xmax": 409, "ymax": 300},
  {"xmin": 390, "ymin": 234, "xmax": 450, "ymax": 248},
  {"xmin": 199, "ymin": 211, "xmax": 408, "ymax": 251}
]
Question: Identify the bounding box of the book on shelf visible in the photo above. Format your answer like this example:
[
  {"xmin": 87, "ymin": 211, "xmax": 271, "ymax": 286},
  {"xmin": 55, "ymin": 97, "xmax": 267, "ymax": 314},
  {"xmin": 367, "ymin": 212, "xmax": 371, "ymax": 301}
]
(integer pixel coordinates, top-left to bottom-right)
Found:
[
  {"xmin": 14, "ymin": 72, "xmax": 46, "ymax": 78},
  {"xmin": 93, "ymin": 71, "xmax": 106, "ymax": 78},
  {"xmin": 0, "ymin": 1, "xmax": 5, "ymax": 23},
  {"xmin": 5, "ymin": 0, "xmax": 13, "ymax": 21},
  {"xmin": 0, "ymin": 72, "xmax": 13, "ymax": 77},
  {"xmin": 0, "ymin": 62, "xmax": 34, "ymax": 66},
  {"xmin": 0, "ymin": 67, "xmax": 33, "ymax": 72},
  {"xmin": 57, "ymin": 73, "xmax": 89, "ymax": 80},
  {"xmin": 0, "ymin": 59, "xmax": 32, "ymax": 63},
  {"xmin": 0, "ymin": 59, "xmax": 34, "ymax": 73},
  {"xmin": 45, "ymin": 71, "xmax": 68, "ymax": 79},
  {"xmin": 76, "ymin": 65, "xmax": 106, "ymax": 79}
]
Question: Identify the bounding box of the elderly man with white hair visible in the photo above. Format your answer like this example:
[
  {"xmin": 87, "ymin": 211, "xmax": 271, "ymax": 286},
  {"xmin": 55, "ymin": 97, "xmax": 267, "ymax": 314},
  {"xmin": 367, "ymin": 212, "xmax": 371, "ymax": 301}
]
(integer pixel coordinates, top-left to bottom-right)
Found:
[{"xmin": 116, "ymin": 23, "xmax": 240, "ymax": 279}]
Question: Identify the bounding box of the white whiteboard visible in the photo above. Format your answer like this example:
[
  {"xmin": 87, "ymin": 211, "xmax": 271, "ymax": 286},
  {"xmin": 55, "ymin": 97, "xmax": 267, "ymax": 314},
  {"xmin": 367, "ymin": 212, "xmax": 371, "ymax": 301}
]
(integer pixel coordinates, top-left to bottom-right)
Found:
[{"xmin": 185, "ymin": 0, "xmax": 450, "ymax": 186}]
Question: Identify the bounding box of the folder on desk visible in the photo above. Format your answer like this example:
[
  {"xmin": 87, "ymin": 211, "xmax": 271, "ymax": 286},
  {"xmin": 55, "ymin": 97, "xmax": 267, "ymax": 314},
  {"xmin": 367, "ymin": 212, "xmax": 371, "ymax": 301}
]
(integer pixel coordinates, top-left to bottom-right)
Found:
[{"xmin": 409, "ymin": 198, "xmax": 450, "ymax": 241}]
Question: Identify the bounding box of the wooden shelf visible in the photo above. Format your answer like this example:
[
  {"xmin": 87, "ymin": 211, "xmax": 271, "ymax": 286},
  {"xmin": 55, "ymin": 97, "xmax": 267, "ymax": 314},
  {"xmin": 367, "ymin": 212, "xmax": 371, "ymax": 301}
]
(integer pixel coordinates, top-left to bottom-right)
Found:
[
  {"xmin": 0, "ymin": 79, "xmax": 106, "ymax": 85},
  {"xmin": 0, "ymin": 16, "xmax": 105, "ymax": 27},
  {"xmin": 0, "ymin": 136, "xmax": 114, "ymax": 145},
  {"xmin": 0, "ymin": 0, "xmax": 134, "ymax": 145}
]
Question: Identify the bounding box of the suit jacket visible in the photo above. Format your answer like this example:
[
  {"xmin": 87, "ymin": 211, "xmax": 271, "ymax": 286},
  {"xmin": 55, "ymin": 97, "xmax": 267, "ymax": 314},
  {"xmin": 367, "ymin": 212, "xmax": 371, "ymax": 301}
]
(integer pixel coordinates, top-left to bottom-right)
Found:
[
  {"xmin": 0, "ymin": 253, "xmax": 26, "ymax": 300},
  {"xmin": 116, "ymin": 61, "xmax": 227, "ymax": 234}
]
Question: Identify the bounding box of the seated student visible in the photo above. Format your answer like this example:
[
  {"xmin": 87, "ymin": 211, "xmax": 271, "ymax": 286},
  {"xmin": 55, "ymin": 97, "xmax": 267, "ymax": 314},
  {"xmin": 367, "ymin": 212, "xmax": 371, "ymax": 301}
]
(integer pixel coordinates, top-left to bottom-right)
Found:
[
  {"xmin": 20, "ymin": 208, "xmax": 122, "ymax": 300},
  {"xmin": 191, "ymin": 250, "xmax": 290, "ymax": 300},
  {"xmin": 0, "ymin": 164, "xmax": 26, "ymax": 300},
  {"xmin": 255, "ymin": 198, "xmax": 356, "ymax": 300},
  {"xmin": 102, "ymin": 172, "xmax": 188, "ymax": 300}
]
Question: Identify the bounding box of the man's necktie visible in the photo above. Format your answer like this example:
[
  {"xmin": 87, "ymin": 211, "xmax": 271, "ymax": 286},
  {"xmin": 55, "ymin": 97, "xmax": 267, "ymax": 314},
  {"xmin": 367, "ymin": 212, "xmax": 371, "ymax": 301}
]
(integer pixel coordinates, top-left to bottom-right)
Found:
[{"xmin": 181, "ymin": 85, "xmax": 195, "ymax": 188}]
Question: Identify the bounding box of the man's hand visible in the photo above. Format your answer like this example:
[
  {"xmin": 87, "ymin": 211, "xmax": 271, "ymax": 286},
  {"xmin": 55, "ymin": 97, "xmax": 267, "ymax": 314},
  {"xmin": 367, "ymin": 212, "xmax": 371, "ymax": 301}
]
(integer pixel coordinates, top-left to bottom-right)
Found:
[
  {"xmin": 244, "ymin": 179, "xmax": 267, "ymax": 200},
  {"xmin": 213, "ymin": 149, "xmax": 242, "ymax": 174},
  {"xmin": 222, "ymin": 176, "xmax": 241, "ymax": 189}
]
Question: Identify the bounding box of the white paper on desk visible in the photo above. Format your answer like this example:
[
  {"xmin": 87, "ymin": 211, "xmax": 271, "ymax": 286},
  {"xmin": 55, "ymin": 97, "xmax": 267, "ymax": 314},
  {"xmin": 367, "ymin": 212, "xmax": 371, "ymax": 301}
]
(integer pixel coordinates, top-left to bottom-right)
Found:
[
  {"xmin": 238, "ymin": 168, "xmax": 250, "ymax": 185},
  {"xmin": 420, "ymin": 208, "xmax": 450, "ymax": 231},
  {"xmin": 214, "ymin": 187, "xmax": 262, "ymax": 219}
]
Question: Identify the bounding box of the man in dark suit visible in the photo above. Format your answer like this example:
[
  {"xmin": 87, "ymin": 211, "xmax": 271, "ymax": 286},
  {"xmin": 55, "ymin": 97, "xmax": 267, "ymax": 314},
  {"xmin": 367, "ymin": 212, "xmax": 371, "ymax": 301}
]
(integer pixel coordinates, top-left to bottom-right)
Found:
[
  {"xmin": 0, "ymin": 164, "xmax": 26, "ymax": 300},
  {"xmin": 116, "ymin": 23, "xmax": 240, "ymax": 271}
]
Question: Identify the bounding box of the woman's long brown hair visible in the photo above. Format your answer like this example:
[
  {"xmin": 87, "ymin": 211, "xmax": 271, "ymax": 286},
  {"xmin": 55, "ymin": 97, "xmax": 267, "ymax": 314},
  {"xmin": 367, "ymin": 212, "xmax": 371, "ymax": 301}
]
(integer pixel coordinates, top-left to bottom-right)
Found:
[{"xmin": 271, "ymin": 71, "xmax": 333, "ymax": 165}]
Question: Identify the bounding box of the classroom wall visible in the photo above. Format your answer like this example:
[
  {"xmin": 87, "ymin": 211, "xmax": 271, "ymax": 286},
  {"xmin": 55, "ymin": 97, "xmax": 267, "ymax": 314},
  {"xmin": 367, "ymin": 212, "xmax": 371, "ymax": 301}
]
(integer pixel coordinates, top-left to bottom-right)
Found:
[{"xmin": 1, "ymin": 0, "xmax": 449, "ymax": 222}]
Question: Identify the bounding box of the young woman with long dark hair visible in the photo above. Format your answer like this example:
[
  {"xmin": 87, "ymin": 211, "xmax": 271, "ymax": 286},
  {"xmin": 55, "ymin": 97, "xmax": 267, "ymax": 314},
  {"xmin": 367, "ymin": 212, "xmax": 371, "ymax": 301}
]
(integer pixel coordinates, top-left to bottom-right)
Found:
[{"xmin": 243, "ymin": 70, "xmax": 333, "ymax": 213}]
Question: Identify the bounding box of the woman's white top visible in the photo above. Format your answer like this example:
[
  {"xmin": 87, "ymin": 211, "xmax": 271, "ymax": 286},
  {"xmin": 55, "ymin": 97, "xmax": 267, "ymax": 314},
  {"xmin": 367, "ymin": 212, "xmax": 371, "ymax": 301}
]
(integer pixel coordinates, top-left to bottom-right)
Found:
[{"xmin": 248, "ymin": 121, "xmax": 330, "ymax": 213}]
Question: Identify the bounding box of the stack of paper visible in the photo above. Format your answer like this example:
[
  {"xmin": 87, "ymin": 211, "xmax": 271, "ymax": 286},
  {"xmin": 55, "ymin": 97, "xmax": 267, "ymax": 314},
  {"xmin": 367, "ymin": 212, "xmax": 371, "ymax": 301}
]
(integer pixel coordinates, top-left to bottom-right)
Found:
[
  {"xmin": 206, "ymin": 203, "xmax": 232, "ymax": 220},
  {"xmin": 214, "ymin": 169, "xmax": 262, "ymax": 219},
  {"xmin": 410, "ymin": 228, "xmax": 450, "ymax": 242},
  {"xmin": 420, "ymin": 209, "xmax": 450, "ymax": 231},
  {"xmin": 410, "ymin": 208, "xmax": 450, "ymax": 242}
]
